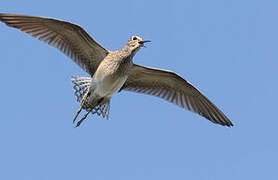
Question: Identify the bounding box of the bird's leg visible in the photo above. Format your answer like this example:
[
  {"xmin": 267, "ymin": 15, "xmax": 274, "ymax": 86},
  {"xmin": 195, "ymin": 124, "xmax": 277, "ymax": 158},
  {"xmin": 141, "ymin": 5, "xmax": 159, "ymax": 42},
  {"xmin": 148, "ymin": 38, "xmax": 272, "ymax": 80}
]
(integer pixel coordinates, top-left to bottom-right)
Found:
[
  {"xmin": 75, "ymin": 110, "xmax": 91, "ymax": 128},
  {"xmin": 73, "ymin": 91, "xmax": 89, "ymax": 124},
  {"xmin": 72, "ymin": 102, "xmax": 84, "ymax": 124},
  {"xmin": 73, "ymin": 96, "xmax": 104, "ymax": 127}
]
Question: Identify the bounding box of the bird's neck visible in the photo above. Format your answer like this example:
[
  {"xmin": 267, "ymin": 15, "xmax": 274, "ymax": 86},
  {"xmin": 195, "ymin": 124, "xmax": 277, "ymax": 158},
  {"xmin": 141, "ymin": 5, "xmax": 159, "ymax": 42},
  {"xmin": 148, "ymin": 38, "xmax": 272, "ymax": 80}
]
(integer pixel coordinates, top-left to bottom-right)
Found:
[{"xmin": 122, "ymin": 46, "xmax": 140, "ymax": 59}]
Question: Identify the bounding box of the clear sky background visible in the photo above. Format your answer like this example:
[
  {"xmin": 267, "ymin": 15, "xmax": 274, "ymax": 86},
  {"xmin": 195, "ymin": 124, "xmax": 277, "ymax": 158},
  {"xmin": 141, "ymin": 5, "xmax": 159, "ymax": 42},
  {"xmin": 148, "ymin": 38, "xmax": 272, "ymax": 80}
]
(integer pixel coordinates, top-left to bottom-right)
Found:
[{"xmin": 0, "ymin": 0, "xmax": 277, "ymax": 179}]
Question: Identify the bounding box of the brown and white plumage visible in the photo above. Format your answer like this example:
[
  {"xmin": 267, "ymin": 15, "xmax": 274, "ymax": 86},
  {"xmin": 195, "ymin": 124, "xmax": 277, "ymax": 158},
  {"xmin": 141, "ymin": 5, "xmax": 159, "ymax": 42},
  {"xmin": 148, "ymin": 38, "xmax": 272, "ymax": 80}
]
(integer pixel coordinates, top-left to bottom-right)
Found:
[
  {"xmin": 0, "ymin": 13, "xmax": 108, "ymax": 75},
  {"xmin": 0, "ymin": 13, "xmax": 233, "ymax": 127},
  {"xmin": 122, "ymin": 65, "xmax": 232, "ymax": 126}
]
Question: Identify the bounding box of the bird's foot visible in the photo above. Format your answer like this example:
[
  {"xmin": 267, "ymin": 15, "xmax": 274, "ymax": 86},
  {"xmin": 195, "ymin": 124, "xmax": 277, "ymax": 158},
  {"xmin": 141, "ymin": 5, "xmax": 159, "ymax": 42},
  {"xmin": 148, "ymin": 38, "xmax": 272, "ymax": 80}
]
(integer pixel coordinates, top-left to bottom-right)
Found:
[{"xmin": 74, "ymin": 111, "xmax": 91, "ymax": 128}]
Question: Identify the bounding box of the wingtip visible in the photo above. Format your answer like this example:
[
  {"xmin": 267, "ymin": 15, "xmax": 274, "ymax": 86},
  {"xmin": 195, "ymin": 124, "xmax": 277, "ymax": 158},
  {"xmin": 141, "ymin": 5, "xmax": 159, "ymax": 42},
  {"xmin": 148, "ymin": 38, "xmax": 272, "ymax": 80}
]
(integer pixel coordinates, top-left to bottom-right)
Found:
[
  {"xmin": 0, "ymin": 13, "xmax": 13, "ymax": 19},
  {"xmin": 222, "ymin": 121, "xmax": 234, "ymax": 127},
  {"xmin": 0, "ymin": 13, "xmax": 17, "ymax": 27},
  {"xmin": 0, "ymin": 13, "xmax": 6, "ymax": 21}
]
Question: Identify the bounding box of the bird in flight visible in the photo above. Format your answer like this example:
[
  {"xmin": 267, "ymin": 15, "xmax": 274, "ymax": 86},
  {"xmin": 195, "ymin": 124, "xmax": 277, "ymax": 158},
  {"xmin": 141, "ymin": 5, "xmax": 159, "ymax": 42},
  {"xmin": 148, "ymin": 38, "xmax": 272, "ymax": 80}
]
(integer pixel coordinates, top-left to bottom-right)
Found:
[{"xmin": 0, "ymin": 13, "xmax": 233, "ymax": 127}]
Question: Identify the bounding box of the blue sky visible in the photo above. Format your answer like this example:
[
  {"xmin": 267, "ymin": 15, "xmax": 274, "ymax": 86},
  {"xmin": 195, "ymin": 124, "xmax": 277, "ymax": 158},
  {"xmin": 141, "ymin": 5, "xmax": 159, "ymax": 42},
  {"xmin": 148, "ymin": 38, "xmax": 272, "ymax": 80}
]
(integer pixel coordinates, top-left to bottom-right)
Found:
[{"xmin": 0, "ymin": 0, "xmax": 277, "ymax": 179}]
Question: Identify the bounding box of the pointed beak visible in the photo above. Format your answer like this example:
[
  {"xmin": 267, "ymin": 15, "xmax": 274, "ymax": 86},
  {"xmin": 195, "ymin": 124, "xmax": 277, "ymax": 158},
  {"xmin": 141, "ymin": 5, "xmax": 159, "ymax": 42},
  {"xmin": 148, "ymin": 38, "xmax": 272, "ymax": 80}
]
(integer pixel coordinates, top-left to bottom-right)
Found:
[
  {"xmin": 143, "ymin": 40, "xmax": 151, "ymax": 44},
  {"xmin": 142, "ymin": 40, "xmax": 151, "ymax": 43},
  {"xmin": 139, "ymin": 40, "xmax": 151, "ymax": 48},
  {"xmin": 139, "ymin": 40, "xmax": 151, "ymax": 45}
]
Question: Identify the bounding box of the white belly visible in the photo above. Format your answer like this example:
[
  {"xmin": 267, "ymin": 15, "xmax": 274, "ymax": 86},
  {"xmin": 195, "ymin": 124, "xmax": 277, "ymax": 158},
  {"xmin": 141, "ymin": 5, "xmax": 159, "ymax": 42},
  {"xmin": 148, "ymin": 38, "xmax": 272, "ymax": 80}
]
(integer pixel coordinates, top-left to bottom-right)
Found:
[{"xmin": 91, "ymin": 75, "xmax": 128, "ymax": 97}]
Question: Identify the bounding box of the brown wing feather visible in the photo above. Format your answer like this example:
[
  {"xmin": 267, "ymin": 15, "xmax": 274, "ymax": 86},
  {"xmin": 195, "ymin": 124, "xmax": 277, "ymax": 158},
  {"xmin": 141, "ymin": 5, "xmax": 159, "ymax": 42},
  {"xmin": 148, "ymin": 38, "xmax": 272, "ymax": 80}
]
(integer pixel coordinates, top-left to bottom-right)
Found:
[
  {"xmin": 122, "ymin": 64, "xmax": 233, "ymax": 127},
  {"xmin": 0, "ymin": 13, "xmax": 109, "ymax": 75}
]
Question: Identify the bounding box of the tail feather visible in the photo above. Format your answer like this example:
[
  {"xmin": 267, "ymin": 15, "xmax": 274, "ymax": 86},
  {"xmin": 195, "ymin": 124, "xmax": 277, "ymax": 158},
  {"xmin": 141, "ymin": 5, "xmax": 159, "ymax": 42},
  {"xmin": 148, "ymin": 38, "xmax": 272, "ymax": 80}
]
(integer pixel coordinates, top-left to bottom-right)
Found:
[
  {"xmin": 90, "ymin": 100, "xmax": 110, "ymax": 119},
  {"xmin": 71, "ymin": 76, "xmax": 91, "ymax": 102}
]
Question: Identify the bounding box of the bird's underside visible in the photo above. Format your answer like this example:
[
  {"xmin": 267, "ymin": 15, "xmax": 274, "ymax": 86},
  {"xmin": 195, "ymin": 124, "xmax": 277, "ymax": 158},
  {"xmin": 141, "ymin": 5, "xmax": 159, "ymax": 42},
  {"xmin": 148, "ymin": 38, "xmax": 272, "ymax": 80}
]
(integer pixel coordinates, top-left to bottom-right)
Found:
[
  {"xmin": 71, "ymin": 76, "xmax": 111, "ymax": 127},
  {"xmin": 0, "ymin": 13, "xmax": 233, "ymax": 127}
]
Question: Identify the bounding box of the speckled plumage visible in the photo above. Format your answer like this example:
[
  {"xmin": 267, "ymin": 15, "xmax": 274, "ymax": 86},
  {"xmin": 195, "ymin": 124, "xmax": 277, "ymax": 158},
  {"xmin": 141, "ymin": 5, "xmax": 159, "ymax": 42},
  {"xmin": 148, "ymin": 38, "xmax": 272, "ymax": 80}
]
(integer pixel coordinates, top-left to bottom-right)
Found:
[{"xmin": 0, "ymin": 13, "xmax": 233, "ymax": 127}]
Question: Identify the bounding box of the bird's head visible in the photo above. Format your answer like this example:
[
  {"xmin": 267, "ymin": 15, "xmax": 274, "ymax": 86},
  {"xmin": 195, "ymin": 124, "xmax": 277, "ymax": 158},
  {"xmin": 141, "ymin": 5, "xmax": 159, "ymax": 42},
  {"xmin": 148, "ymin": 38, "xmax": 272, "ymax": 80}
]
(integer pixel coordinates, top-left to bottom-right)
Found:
[{"xmin": 124, "ymin": 36, "xmax": 151, "ymax": 53}]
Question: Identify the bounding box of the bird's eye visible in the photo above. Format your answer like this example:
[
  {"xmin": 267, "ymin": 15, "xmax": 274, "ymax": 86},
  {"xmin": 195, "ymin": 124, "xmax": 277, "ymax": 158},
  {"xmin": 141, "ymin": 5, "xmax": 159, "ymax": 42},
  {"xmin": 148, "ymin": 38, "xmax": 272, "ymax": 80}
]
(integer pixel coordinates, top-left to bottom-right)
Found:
[{"xmin": 132, "ymin": 36, "xmax": 137, "ymax": 40}]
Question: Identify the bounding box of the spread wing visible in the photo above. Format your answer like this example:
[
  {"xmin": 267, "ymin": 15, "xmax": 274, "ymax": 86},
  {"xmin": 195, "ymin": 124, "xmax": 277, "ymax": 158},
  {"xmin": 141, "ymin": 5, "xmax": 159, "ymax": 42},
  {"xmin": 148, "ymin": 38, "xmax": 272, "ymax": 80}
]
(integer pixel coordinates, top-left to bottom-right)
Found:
[
  {"xmin": 122, "ymin": 64, "xmax": 233, "ymax": 127},
  {"xmin": 0, "ymin": 13, "xmax": 109, "ymax": 75}
]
